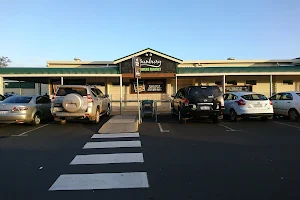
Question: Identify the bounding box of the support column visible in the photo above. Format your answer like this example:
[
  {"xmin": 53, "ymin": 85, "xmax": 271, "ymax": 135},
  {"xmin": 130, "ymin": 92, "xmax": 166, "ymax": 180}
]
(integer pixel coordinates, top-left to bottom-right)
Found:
[
  {"xmin": 0, "ymin": 77, "xmax": 4, "ymax": 95},
  {"xmin": 120, "ymin": 75, "xmax": 123, "ymax": 115},
  {"xmin": 61, "ymin": 77, "xmax": 64, "ymax": 85},
  {"xmin": 175, "ymin": 75, "xmax": 178, "ymax": 92},
  {"xmin": 270, "ymin": 75, "xmax": 273, "ymax": 96},
  {"xmin": 222, "ymin": 75, "xmax": 226, "ymax": 93},
  {"xmin": 19, "ymin": 81, "xmax": 22, "ymax": 95}
]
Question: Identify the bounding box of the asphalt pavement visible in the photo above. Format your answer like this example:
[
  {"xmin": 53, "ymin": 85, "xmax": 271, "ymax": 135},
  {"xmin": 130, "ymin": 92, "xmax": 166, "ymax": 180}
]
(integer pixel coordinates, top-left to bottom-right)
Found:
[{"xmin": 1, "ymin": 115, "xmax": 300, "ymax": 200}]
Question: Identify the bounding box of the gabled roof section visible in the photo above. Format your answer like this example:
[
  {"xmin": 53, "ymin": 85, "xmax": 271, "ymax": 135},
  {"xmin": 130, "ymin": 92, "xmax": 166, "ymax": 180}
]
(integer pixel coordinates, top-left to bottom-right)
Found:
[{"xmin": 114, "ymin": 48, "xmax": 183, "ymax": 64}]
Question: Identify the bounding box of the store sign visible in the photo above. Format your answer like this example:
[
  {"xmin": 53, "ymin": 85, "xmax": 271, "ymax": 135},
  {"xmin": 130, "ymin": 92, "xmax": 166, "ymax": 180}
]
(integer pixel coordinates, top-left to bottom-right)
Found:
[
  {"xmin": 133, "ymin": 56, "xmax": 141, "ymax": 78},
  {"xmin": 225, "ymin": 86, "xmax": 252, "ymax": 92},
  {"xmin": 140, "ymin": 57, "xmax": 162, "ymax": 72}
]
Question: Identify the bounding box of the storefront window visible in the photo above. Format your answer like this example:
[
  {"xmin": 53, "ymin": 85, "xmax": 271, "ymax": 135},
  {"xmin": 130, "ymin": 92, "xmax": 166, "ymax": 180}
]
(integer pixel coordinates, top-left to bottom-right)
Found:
[{"xmin": 130, "ymin": 79, "xmax": 166, "ymax": 94}]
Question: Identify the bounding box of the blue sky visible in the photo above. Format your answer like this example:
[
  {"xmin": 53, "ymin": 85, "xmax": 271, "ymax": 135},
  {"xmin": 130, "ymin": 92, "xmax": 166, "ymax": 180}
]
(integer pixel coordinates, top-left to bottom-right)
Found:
[{"xmin": 0, "ymin": 0, "xmax": 299, "ymax": 67}]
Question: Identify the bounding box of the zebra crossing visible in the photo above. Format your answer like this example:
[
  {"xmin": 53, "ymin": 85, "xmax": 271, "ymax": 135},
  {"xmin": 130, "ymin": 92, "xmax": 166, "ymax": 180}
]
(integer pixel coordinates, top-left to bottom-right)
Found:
[{"xmin": 49, "ymin": 132, "xmax": 149, "ymax": 191}]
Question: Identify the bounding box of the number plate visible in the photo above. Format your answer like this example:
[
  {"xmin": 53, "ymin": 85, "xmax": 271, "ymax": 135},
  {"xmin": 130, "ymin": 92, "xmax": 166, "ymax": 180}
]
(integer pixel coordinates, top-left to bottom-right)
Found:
[
  {"xmin": 254, "ymin": 104, "xmax": 262, "ymax": 108},
  {"xmin": 144, "ymin": 104, "xmax": 151, "ymax": 107},
  {"xmin": 0, "ymin": 111, "xmax": 8, "ymax": 114},
  {"xmin": 200, "ymin": 106, "xmax": 211, "ymax": 110}
]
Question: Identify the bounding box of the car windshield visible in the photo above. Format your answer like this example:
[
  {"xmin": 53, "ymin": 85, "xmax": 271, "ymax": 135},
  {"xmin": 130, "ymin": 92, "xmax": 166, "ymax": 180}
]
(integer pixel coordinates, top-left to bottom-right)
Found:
[
  {"xmin": 296, "ymin": 93, "xmax": 300, "ymax": 97},
  {"xmin": 56, "ymin": 87, "xmax": 87, "ymax": 96},
  {"xmin": 242, "ymin": 94, "xmax": 268, "ymax": 100},
  {"xmin": 2, "ymin": 96, "xmax": 32, "ymax": 103},
  {"xmin": 188, "ymin": 86, "xmax": 221, "ymax": 97}
]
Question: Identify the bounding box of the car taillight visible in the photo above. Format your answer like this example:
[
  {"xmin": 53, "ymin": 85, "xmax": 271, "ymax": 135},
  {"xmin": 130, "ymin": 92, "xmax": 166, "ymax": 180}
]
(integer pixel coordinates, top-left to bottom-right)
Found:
[
  {"xmin": 269, "ymin": 101, "xmax": 273, "ymax": 105},
  {"xmin": 87, "ymin": 94, "xmax": 94, "ymax": 103},
  {"xmin": 235, "ymin": 99, "xmax": 246, "ymax": 106},
  {"xmin": 51, "ymin": 95, "xmax": 56, "ymax": 102},
  {"xmin": 12, "ymin": 106, "xmax": 28, "ymax": 112},
  {"xmin": 183, "ymin": 98, "xmax": 189, "ymax": 106}
]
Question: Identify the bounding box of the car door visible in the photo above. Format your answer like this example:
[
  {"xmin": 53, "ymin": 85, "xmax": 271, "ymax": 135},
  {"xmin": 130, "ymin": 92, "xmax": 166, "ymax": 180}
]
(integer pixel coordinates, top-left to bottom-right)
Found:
[
  {"xmin": 97, "ymin": 88, "xmax": 108, "ymax": 113},
  {"xmin": 270, "ymin": 93, "xmax": 282, "ymax": 115},
  {"xmin": 36, "ymin": 96, "xmax": 51, "ymax": 119},
  {"xmin": 223, "ymin": 93, "xmax": 233, "ymax": 115},
  {"xmin": 279, "ymin": 93, "xmax": 293, "ymax": 116},
  {"xmin": 90, "ymin": 88, "xmax": 102, "ymax": 112}
]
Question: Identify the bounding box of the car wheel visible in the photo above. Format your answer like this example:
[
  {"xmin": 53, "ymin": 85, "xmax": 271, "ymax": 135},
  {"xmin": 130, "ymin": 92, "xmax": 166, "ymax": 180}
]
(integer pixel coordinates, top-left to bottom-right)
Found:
[
  {"xmin": 31, "ymin": 113, "xmax": 41, "ymax": 125},
  {"xmin": 93, "ymin": 109, "xmax": 100, "ymax": 124},
  {"xmin": 106, "ymin": 105, "xmax": 111, "ymax": 116},
  {"xmin": 178, "ymin": 110, "xmax": 186, "ymax": 124},
  {"xmin": 59, "ymin": 118, "xmax": 67, "ymax": 125},
  {"xmin": 289, "ymin": 109, "xmax": 299, "ymax": 121},
  {"xmin": 230, "ymin": 110, "xmax": 240, "ymax": 122}
]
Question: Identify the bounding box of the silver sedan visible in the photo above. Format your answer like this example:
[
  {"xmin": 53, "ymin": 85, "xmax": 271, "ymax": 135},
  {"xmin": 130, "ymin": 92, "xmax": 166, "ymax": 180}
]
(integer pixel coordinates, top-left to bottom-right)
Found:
[{"xmin": 0, "ymin": 95, "xmax": 52, "ymax": 125}]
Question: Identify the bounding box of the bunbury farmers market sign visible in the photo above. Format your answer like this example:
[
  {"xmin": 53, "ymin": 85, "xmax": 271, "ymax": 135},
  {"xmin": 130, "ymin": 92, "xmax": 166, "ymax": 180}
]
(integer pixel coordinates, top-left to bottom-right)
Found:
[{"xmin": 140, "ymin": 57, "xmax": 162, "ymax": 71}]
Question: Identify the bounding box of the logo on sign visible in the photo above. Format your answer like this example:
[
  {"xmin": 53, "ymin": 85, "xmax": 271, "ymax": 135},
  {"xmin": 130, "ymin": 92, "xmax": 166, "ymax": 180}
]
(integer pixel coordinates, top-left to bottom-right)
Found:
[{"xmin": 140, "ymin": 57, "xmax": 162, "ymax": 68}]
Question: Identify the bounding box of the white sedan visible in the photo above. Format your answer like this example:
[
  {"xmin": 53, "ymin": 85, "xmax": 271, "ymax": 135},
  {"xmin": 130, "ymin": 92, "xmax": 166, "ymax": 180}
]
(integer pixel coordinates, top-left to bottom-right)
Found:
[
  {"xmin": 224, "ymin": 92, "xmax": 274, "ymax": 121},
  {"xmin": 270, "ymin": 91, "xmax": 300, "ymax": 121}
]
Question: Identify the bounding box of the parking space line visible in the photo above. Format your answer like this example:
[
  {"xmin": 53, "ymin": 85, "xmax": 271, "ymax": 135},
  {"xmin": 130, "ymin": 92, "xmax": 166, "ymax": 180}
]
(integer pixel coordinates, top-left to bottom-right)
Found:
[
  {"xmin": 11, "ymin": 124, "xmax": 49, "ymax": 136},
  {"xmin": 219, "ymin": 124, "xmax": 241, "ymax": 132},
  {"xmin": 91, "ymin": 133, "xmax": 139, "ymax": 138},
  {"xmin": 272, "ymin": 121, "xmax": 300, "ymax": 130},
  {"xmin": 70, "ymin": 153, "xmax": 144, "ymax": 165},
  {"xmin": 49, "ymin": 172, "xmax": 149, "ymax": 191},
  {"xmin": 158, "ymin": 123, "xmax": 170, "ymax": 132},
  {"xmin": 83, "ymin": 141, "xmax": 141, "ymax": 149}
]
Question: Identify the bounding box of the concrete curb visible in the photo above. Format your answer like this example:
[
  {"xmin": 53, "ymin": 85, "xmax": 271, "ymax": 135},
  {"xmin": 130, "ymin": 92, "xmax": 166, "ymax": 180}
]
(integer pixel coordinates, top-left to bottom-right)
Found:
[{"xmin": 98, "ymin": 115, "xmax": 138, "ymax": 134}]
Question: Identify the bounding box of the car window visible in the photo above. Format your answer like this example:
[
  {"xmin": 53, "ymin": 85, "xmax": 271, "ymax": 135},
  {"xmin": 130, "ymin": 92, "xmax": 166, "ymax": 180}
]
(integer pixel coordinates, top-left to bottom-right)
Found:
[
  {"xmin": 226, "ymin": 94, "xmax": 233, "ymax": 100},
  {"xmin": 0, "ymin": 95, "xmax": 5, "ymax": 101},
  {"xmin": 280, "ymin": 93, "xmax": 293, "ymax": 100},
  {"xmin": 188, "ymin": 86, "xmax": 221, "ymax": 97},
  {"xmin": 3, "ymin": 96, "xmax": 32, "ymax": 103},
  {"xmin": 56, "ymin": 87, "xmax": 87, "ymax": 96},
  {"xmin": 270, "ymin": 94, "xmax": 281, "ymax": 100},
  {"xmin": 223, "ymin": 94, "xmax": 229, "ymax": 100},
  {"xmin": 242, "ymin": 94, "xmax": 268, "ymax": 100},
  {"xmin": 97, "ymin": 88, "xmax": 104, "ymax": 98},
  {"xmin": 36, "ymin": 96, "xmax": 51, "ymax": 104}
]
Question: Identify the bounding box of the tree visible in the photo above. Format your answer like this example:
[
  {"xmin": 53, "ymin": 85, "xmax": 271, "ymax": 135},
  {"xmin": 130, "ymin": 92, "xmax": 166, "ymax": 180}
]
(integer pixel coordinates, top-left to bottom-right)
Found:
[{"xmin": 0, "ymin": 56, "xmax": 12, "ymax": 68}]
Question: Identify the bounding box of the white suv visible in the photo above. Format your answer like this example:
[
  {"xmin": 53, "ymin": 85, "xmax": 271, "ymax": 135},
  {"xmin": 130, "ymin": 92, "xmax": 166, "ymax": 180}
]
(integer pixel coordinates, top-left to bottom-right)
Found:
[
  {"xmin": 224, "ymin": 92, "xmax": 273, "ymax": 121},
  {"xmin": 51, "ymin": 85, "xmax": 110, "ymax": 124},
  {"xmin": 270, "ymin": 91, "xmax": 300, "ymax": 121}
]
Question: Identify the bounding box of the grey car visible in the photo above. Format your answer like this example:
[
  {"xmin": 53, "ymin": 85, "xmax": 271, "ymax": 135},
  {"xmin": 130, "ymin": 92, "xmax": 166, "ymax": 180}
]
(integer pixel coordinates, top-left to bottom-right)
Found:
[
  {"xmin": 0, "ymin": 95, "xmax": 52, "ymax": 125},
  {"xmin": 51, "ymin": 85, "xmax": 111, "ymax": 124}
]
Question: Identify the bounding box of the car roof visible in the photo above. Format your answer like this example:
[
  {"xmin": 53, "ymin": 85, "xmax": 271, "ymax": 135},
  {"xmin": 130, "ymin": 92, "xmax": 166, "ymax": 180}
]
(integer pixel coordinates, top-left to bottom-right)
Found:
[{"xmin": 226, "ymin": 92, "xmax": 256, "ymax": 96}]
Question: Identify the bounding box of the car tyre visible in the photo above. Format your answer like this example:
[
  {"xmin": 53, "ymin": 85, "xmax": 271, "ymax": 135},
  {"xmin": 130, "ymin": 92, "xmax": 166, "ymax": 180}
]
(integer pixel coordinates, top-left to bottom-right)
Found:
[
  {"xmin": 92, "ymin": 109, "xmax": 100, "ymax": 124},
  {"xmin": 59, "ymin": 118, "xmax": 67, "ymax": 125},
  {"xmin": 31, "ymin": 113, "xmax": 41, "ymax": 126},
  {"xmin": 178, "ymin": 110, "xmax": 186, "ymax": 124},
  {"xmin": 106, "ymin": 105, "xmax": 111, "ymax": 116},
  {"xmin": 289, "ymin": 109, "xmax": 299, "ymax": 121},
  {"xmin": 230, "ymin": 109, "xmax": 240, "ymax": 122}
]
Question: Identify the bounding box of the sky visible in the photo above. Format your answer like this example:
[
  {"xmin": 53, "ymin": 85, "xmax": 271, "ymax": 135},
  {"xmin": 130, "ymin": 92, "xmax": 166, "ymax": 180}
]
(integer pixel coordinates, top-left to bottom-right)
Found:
[{"xmin": 0, "ymin": 0, "xmax": 299, "ymax": 67}]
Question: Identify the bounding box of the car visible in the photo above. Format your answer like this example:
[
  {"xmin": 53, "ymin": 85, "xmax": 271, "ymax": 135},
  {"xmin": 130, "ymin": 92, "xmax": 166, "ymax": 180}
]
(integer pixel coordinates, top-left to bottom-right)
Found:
[
  {"xmin": 0, "ymin": 95, "xmax": 52, "ymax": 125},
  {"xmin": 4, "ymin": 92, "xmax": 16, "ymax": 99},
  {"xmin": 171, "ymin": 86, "xmax": 224, "ymax": 124},
  {"xmin": 223, "ymin": 92, "xmax": 273, "ymax": 121},
  {"xmin": 269, "ymin": 91, "xmax": 300, "ymax": 121},
  {"xmin": 0, "ymin": 94, "xmax": 5, "ymax": 101},
  {"xmin": 51, "ymin": 85, "xmax": 111, "ymax": 124}
]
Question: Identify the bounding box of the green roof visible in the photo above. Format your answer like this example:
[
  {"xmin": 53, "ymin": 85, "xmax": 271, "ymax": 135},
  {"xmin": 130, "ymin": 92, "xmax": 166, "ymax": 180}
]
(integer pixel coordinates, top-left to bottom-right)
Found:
[
  {"xmin": 178, "ymin": 66, "xmax": 300, "ymax": 74},
  {"xmin": 0, "ymin": 67, "xmax": 120, "ymax": 75}
]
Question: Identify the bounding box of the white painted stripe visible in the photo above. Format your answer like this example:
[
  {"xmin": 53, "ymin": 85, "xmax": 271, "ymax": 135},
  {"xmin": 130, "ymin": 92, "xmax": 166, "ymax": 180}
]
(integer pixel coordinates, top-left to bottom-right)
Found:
[
  {"xmin": 157, "ymin": 123, "xmax": 170, "ymax": 133},
  {"xmin": 70, "ymin": 153, "xmax": 144, "ymax": 165},
  {"xmin": 83, "ymin": 141, "xmax": 141, "ymax": 149},
  {"xmin": 92, "ymin": 133, "xmax": 139, "ymax": 138},
  {"xmin": 273, "ymin": 121, "xmax": 300, "ymax": 129},
  {"xmin": 219, "ymin": 124, "xmax": 241, "ymax": 132},
  {"xmin": 49, "ymin": 172, "xmax": 149, "ymax": 191},
  {"xmin": 12, "ymin": 124, "xmax": 49, "ymax": 136}
]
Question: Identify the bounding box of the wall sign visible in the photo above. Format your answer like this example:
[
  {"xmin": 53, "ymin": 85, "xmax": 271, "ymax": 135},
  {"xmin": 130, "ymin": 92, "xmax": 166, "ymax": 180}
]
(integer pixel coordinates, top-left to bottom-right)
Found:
[
  {"xmin": 131, "ymin": 79, "xmax": 166, "ymax": 93},
  {"xmin": 140, "ymin": 57, "xmax": 162, "ymax": 72},
  {"xmin": 225, "ymin": 86, "xmax": 252, "ymax": 92}
]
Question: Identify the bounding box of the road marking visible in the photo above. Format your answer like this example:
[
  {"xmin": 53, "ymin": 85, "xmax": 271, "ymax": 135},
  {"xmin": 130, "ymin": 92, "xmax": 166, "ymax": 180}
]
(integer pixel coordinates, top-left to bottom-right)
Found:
[
  {"xmin": 219, "ymin": 124, "xmax": 240, "ymax": 132},
  {"xmin": 49, "ymin": 172, "xmax": 149, "ymax": 191},
  {"xmin": 273, "ymin": 121, "xmax": 300, "ymax": 130},
  {"xmin": 83, "ymin": 141, "xmax": 141, "ymax": 149},
  {"xmin": 158, "ymin": 123, "xmax": 170, "ymax": 132},
  {"xmin": 91, "ymin": 133, "xmax": 139, "ymax": 138},
  {"xmin": 12, "ymin": 124, "xmax": 49, "ymax": 136},
  {"xmin": 70, "ymin": 153, "xmax": 144, "ymax": 165}
]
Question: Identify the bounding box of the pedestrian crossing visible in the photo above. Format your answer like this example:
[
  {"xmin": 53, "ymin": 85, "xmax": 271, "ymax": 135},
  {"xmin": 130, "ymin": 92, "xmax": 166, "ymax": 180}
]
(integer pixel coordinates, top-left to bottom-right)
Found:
[{"xmin": 49, "ymin": 132, "xmax": 149, "ymax": 191}]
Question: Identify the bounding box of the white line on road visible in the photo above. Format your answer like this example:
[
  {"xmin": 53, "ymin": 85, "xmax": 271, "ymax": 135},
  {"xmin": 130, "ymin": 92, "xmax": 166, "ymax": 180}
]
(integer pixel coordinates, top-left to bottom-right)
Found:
[
  {"xmin": 12, "ymin": 124, "xmax": 49, "ymax": 136},
  {"xmin": 70, "ymin": 153, "xmax": 144, "ymax": 165},
  {"xmin": 91, "ymin": 133, "xmax": 139, "ymax": 138},
  {"xmin": 83, "ymin": 141, "xmax": 141, "ymax": 149},
  {"xmin": 219, "ymin": 124, "xmax": 240, "ymax": 132},
  {"xmin": 273, "ymin": 121, "xmax": 300, "ymax": 130},
  {"xmin": 49, "ymin": 172, "xmax": 149, "ymax": 191},
  {"xmin": 158, "ymin": 123, "xmax": 170, "ymax": 132}
]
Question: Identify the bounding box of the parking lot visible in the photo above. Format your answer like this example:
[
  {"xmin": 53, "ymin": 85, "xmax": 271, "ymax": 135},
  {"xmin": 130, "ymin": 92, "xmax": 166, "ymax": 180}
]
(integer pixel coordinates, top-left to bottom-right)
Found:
[{"xmin": 1, "ymin": 115, "xmax": 300, "ymax": 200}]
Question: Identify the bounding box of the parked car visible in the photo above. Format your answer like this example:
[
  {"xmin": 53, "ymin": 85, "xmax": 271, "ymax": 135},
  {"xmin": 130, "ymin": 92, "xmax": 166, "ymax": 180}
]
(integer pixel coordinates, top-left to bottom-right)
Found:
[
  {"xmin": 0, "ymin": 95, "xmax": 52, "ymax": 125},
  {"xmin": 269, "ymin": 91, "xmax": 300, "ymax": 121},
  {"xmin": 51, "ymin": 85, "xmax": 110, "ymax": 124},
  {"xmin": 4, "ymin": 92, "xmax": 17, "ymax": 99},
  {"xmin": 224, "ymin": 92, "xmax": 273, "ymax": 121},
  {"xmin": 171, "ymin": 86, "xmax": 224, "ymax": 124},
  {"xmin": 0, "ymin": 94, "xmax": 5, "ymax": 101}
]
